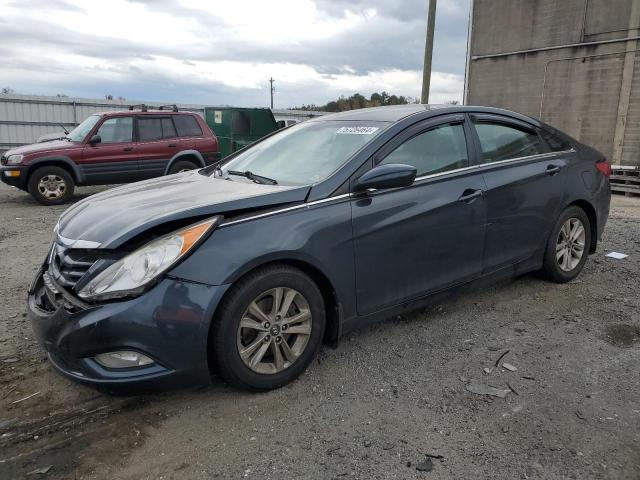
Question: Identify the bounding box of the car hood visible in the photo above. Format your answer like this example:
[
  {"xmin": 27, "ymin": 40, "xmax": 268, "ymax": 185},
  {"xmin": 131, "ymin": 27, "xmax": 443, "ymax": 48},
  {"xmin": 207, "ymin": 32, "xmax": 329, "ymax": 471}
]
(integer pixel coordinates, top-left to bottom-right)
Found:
[
  {"xmin": 58, "ymin": 171, "xmax": 310, "ymax": 248},
  {"xmin": 5, "ymin": 139, "xmax": 77, "ymax": 157}
]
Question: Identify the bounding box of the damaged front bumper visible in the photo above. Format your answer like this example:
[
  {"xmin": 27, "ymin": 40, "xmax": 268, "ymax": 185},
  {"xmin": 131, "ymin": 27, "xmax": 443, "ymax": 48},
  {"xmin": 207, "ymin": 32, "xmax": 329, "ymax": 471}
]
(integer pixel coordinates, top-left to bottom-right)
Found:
[{"xmin": 27, "ymin": 266, "xmax": 229, "ymax": 391}]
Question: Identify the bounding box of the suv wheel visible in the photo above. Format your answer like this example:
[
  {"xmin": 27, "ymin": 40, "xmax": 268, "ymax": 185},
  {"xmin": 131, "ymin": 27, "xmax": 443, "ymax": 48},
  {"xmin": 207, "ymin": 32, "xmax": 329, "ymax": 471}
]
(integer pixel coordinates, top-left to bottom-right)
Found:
[
  {"xmin": 28, "ymin": 166, "xmax": 75, "ymax": 205},
  {"xmin": 168, "ymin": 160, "xmax": 199, "ymax": 174},
  {"xmin": 211, "ymin": 265, "xmax": 326, "ymax": 391},
  {"xmin": 541, "ymin": 205, "xmax": 591, "ymax": 283}
]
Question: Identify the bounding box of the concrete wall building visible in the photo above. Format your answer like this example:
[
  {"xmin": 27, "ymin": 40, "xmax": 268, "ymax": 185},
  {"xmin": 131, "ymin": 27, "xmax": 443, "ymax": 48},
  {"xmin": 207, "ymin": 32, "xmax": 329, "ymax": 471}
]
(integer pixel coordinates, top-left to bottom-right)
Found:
[{"xmin": 465, "ymin": 0, "xmax": 640, "ymax": 166}]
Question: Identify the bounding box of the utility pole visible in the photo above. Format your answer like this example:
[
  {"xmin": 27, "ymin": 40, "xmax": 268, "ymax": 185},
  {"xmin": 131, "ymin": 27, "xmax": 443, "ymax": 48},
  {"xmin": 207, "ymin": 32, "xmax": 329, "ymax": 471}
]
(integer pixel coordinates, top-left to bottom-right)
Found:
[
  {"xmin": 269, "ymin": 77, "xmax": 275, "ymax": 109},
  {"xmin": 421, "ymin": 0, "xmax": 437, "ymax": 104}
]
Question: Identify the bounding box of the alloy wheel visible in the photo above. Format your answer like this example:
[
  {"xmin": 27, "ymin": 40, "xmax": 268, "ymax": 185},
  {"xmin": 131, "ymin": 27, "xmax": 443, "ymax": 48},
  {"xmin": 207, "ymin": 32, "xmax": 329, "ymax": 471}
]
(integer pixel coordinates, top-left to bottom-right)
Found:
[
  {"xmin": 37, "ymin": 175, "xmax": 66, "ymax": 199},
  {"xmin": 556, "ymin": 217, "xmax": 586, "ymax": 272},
  {"xmin": 236, "ymin": 287, "xmax": 313, "ymax": 374}
]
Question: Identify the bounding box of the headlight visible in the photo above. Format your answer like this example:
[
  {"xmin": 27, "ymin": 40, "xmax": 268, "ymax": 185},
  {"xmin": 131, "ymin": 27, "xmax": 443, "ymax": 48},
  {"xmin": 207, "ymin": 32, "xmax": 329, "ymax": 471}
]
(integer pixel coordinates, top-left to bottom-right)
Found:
[
  {"xmin": 7, "ymin": 154, "xmax": 23, "ymax": 165},
  {"xmin": 78, "ymin": 217, "xmax": 219, "ymax": 301}
]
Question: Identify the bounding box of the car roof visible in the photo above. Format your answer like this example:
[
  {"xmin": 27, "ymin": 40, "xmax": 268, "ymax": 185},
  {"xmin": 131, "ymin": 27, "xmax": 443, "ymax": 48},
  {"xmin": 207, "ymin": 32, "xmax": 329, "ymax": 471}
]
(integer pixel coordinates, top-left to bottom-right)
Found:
[
  {"xmin": 314, "ymin": 104, "xmax": 546, "ymax": 127},
  {"xmin": 316, "ymin": 104, "xmax": 446, "ymax": 122}
]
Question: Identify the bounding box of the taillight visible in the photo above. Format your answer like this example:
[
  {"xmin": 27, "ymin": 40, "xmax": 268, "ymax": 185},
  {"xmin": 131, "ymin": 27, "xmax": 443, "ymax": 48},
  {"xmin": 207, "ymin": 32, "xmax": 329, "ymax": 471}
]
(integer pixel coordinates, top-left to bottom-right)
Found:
[{"xmin": 595, "ymin": 160, "xmax": 611, "ymax": 177}]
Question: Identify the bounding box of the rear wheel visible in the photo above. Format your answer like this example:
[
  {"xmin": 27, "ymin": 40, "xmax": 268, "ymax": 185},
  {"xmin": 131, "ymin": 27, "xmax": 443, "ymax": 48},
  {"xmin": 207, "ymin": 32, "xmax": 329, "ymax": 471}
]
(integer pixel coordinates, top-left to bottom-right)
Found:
[
  {"xmin": 27, "ymin": 166, "xmax": 75, "ymax": 205},
  {"xmin": 541, "ymin": 205, "xmax": 591, "ymax": 283},
  {"xmin": 211, "ymin": 265, "xmax": 326, "ymax": 391},
  {"xmin": 167, "ymin": 159, "xmax": 198, "ymax": 174}
]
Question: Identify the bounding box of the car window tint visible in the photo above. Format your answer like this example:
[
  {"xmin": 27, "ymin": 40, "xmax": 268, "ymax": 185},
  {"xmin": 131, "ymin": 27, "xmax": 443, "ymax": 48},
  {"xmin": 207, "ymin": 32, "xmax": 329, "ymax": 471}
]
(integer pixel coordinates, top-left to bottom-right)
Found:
[
  {"xmin": 174, "ymin": 115, "xmax": 203, "ymax": 137},
  {"xmin": 474, "ymin": 122, "xmax": 545, "ymax": 163},
  {"xmin": 161, "ymin": 118, "xmax": 177, "ymax": 138},
  {"xmin": 95, "ymin": 117, "xmax": 133, "ymax": 143},
  {"xmin": 380, "ymin": 123, "xmax": 469, "ymax": 177},
  {"xmin": 540, "ymin": 129, "xmax": 573, "ymax": 152},
  {"xmin": 138, "ymin": 118, "xmax": 163, "ymax": 141}
]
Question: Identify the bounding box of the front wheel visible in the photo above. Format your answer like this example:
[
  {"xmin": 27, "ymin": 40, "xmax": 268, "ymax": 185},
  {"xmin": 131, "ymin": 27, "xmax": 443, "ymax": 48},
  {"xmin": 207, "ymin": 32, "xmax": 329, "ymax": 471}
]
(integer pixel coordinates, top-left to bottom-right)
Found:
[
  {"xmin": 211, "ymin": 265, "xmax": 326, "ymax": 391},
  {"xmin": 27, "ymin": 166, "xmax": 75, "ymax": 205},
  {"xmin": 541, "ymin": 206, "xmax": 591, "ymax": 283}
]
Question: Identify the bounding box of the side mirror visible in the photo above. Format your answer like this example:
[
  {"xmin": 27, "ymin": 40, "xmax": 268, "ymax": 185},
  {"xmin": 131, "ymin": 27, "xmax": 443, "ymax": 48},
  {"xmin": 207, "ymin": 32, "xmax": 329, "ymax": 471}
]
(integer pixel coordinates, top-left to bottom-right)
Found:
[
  {"xmin": 354, "ymin": 163, "xmax": 417, "ymax": 192},
  {"xmin": 88, "ymin": 134, "xmax": 101, "ymax": 145}
]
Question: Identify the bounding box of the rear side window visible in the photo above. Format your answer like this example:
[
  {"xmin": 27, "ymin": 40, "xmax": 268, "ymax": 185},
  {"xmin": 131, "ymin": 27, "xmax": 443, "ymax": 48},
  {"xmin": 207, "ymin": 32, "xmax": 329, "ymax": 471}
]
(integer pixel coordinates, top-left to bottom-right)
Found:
[
  {"xmin": 474, "ymin": 122, "xmax": 545, "ymax": 163},
  {"xmin": 380, "ymin": 123, "xmax": 469, "ymax": 177},
  {"xmin": 95, "ymin": 117, "xmax": 133, "ymax": 143},
  {"xmin": 540, "ymin": 129, "xmax": 573, "ymax": 152},
  {"xmin": 138, "ymin": 117, "xmax": 176, "ymax": 141},
  {"xmin": 161, "ymin": 118, "xmax": 177, "ymax": 138},
  {"xmin": 174, "ymin": 115, "xmax": 203, "ymax": 137}
]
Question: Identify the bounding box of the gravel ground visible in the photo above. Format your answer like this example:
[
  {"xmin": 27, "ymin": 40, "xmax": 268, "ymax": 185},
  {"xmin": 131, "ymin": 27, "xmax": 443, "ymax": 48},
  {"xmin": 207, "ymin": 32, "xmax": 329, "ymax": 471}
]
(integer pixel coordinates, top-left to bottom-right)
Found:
[{"xmin": 0, "ymin": 184, "xmax": 639, "ymax": 480}]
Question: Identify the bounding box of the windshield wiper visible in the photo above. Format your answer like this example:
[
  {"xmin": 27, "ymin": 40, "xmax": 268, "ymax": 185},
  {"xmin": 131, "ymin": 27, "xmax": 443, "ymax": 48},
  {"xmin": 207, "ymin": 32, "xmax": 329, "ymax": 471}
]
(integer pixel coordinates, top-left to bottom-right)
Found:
[{"xmin": 227, "ymin": 170, "xmax": 278, "ymax": 185}]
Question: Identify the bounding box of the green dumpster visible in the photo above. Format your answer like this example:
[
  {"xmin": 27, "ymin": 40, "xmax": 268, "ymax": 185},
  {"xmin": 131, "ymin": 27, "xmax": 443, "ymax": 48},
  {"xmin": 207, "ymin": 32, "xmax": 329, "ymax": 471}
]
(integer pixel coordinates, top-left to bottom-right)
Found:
[{"xmin": 204, "ymin": 107, "xmax": 280, "ymax": 159}]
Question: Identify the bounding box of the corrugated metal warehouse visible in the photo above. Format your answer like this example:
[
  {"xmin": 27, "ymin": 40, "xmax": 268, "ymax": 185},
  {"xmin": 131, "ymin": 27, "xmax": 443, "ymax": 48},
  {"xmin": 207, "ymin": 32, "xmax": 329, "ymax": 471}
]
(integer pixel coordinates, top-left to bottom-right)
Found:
[
  {"xmin": 465, "ymin": 0, "xmax": 640, "ymax": 166},
  {"xmin": 0, "ymin": 94, "xmax": 324, "ymax": 154}
]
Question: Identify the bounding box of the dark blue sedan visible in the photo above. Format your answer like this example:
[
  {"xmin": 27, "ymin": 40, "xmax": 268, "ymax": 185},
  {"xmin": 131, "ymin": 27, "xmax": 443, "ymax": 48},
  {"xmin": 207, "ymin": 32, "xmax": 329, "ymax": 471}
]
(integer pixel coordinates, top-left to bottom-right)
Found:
[{"xmin": 27, "ymin": 105, "xmax": 611, "ymax": 392}]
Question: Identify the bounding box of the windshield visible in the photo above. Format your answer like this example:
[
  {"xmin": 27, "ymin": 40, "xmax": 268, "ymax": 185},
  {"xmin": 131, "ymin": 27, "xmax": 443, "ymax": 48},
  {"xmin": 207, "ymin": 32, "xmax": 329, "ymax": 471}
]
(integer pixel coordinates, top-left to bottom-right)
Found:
[
  {"xmin": 221, "ymin": 120, "xmax": 387, "ymax": 185},
  {"xmin": 67, "ymin": 114, "xmax": 101, "ymax": 142}
]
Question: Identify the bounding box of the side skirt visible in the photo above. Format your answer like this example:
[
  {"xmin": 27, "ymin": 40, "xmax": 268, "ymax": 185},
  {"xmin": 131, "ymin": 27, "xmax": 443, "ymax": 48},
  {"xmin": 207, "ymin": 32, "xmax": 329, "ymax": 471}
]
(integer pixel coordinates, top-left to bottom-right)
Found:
[{"xmin": 338, "ymin": 252, "xmax": 544, "ymax": 339}]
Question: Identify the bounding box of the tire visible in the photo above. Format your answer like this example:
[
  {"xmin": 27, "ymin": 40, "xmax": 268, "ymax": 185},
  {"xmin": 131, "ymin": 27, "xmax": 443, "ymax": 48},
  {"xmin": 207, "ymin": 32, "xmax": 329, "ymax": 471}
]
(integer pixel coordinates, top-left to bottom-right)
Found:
[
  {"xmin": 167, "ymin": 159, "xmax": 199, "ymax": 174},
  {"xmin": 211, "ymin": 265, "xmax": 326, "ymax": 391},
  {"xmin": 27, "ymin": 166, "xmax": 75, "ymax": 205},
  {"xmin": 541, "ymin": 205, "xmax": 591, "ymax": 283}
]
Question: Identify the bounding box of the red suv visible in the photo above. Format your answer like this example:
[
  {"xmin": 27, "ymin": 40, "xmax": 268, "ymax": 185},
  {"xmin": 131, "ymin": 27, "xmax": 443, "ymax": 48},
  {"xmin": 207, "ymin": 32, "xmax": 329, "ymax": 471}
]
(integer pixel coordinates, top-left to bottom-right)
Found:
[{"xmin": 0, "ymin": 105, "xmax": 219, "ymax": 205}]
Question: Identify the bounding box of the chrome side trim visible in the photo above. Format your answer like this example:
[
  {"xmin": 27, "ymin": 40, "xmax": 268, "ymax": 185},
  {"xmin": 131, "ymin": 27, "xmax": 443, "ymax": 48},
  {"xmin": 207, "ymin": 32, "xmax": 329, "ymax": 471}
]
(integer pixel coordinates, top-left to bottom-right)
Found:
[
  {"xmin": 57, "ymin": 234, "xmax": 101, "ymax": 249},
  {"xmin": 414, "ymin": 164, "xmax": 479, "ymax": 182},
  {"xmin": 219, "ymin": 194, "xmax": 352, "ymax": 228}
]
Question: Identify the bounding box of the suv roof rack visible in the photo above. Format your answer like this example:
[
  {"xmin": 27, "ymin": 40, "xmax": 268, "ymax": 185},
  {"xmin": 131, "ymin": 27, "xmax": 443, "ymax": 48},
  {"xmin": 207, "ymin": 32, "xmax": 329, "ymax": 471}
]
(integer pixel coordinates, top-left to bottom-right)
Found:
[
  {"xmin": 128, "ymin": 104, "xmax": 148, "ymax": 112},
  {"xmin": 127, "ymin": 104, "xmax": 180, "ymax": 113},
  {"xmin": 158, "ymin": 104, "xmax": 179, "ymax": 112}
]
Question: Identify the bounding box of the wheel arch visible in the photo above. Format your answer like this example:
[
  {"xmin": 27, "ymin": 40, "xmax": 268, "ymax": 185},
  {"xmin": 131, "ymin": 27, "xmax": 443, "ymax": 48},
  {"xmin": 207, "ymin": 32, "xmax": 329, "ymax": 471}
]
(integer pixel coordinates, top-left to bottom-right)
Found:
[
  {"xmin": 164, "ymin": 150, "xmax": 205, "ymax": 175},
  {"xmin": 567, "ymin": 199, "xmax": 598, "ymax": 253},
  {"xmin": 26, "ymin": 156, "xmax": 83, "ymax": 184}
]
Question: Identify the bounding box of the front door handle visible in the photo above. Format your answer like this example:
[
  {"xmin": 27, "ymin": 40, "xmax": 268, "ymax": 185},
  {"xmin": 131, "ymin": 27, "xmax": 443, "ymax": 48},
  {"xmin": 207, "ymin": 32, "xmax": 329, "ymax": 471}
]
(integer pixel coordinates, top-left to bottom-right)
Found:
[
  {"xmin": 123, "ymin": 147, "xmax": 133, "ymax": 152},
  {"xmin": 168, "ymin": 144, "xmax": 178, "ymax": 148},
  {"xmin": 546, "ymin": 164, "xmax": 561, "ymax": 175},
  {"xmin": 458, "ymin": 189, "xmax": 483, "ymax": 203}
]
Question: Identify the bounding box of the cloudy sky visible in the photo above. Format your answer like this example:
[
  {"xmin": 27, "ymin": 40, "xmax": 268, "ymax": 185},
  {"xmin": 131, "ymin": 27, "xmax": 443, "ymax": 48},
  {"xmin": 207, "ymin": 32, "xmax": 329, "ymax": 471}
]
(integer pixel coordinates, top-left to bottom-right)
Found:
[{"xmin": 1, "ymin": 0, "xmax": 470, "ymax": 108}]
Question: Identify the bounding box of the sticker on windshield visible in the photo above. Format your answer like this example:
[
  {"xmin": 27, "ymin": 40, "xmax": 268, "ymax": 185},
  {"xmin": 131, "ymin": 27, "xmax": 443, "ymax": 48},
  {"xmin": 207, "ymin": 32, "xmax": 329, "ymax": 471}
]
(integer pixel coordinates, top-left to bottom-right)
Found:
[{"xmin": 336, "ymin": 126, "xmax": 379, "ymax": 135}]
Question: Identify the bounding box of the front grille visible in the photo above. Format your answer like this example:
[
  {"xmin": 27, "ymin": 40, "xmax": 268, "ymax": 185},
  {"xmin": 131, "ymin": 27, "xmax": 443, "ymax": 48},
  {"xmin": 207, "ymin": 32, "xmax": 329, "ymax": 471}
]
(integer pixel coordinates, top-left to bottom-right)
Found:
[
  {"xmin": 0, "ymin": 155, "xmax": 7, "ymax": 166},
  {"xmin": 48, "ymin": 243, "xmax": 101, "ymax": 291}
]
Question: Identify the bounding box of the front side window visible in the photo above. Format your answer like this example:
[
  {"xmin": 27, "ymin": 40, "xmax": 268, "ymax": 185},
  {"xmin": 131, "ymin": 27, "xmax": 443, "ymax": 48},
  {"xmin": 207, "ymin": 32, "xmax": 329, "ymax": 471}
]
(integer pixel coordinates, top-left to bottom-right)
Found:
[
  {"xmin": 222, "ymin": 121, "xmax": 386, "ymax": 185},
  {"xmin": 95, "ymin": 117, "xmax": 133, "ymax": 144},
  {"xmin": 138, "ymin": 117, "xmax": 175, "ymax": 141},
  {"xmin": 380, "ymin": 123, "xmax": 469, "ymax": 177},
  {"xmin": 474, "ymin": 122, "xmax": 545, "ymax": 163}
]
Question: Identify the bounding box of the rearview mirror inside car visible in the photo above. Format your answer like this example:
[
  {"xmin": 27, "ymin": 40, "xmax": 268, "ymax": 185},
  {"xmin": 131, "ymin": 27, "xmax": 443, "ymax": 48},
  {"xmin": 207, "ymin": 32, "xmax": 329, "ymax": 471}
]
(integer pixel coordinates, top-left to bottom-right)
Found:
[
  {"xmin": 89, "ymin": 135, "xmax": 101, "ymax": 145},
  {"xmin": 354, "ymin": 163, "xmax": 417, "ymax": 192}
]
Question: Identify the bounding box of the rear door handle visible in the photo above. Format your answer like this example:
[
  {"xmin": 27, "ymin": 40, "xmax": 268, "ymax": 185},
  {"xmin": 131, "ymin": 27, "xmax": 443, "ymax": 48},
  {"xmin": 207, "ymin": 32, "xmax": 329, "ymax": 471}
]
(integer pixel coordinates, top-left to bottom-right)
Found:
[
  {"xmin": 123, "ymin": 147, "xmax": 133, "ymax": 152},
  {"xmin": 458, "ymin": 189, "xmax": 483, "ymax": 203},
  {"xmin": 168, "ymin": 144, "xmax": 178, "ymax": 148},
  {"xmin": 546, "ymin": 164, "xmax": 561, "ymax": 175}
]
